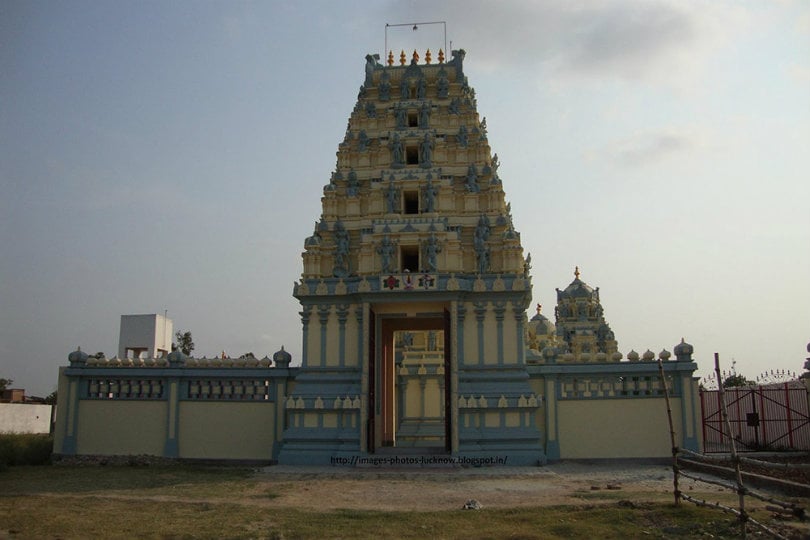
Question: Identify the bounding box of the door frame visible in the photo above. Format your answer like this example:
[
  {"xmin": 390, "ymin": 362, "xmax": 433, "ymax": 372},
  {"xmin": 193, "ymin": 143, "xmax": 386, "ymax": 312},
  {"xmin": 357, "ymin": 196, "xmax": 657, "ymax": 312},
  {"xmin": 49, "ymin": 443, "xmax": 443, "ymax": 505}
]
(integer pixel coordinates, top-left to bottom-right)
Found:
[{"xmin": 368, "ymin": 310, "xmax": 452, "ymax": 453}]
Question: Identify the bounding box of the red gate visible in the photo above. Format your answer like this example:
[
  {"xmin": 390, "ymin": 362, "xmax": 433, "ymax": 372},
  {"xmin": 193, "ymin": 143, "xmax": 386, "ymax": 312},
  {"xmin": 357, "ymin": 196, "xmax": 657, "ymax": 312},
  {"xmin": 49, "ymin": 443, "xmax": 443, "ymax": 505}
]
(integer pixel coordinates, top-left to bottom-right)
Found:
[{"xmin": 700, "ymin": 383, "xmax": 810, "ymax": 453}]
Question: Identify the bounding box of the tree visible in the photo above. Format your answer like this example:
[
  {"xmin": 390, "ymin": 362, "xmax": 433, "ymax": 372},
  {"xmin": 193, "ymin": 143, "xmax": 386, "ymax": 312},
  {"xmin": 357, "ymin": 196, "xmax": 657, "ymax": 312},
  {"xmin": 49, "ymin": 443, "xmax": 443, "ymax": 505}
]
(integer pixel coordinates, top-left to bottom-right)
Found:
[
  {"xmin": 0, "ymin": 378, "xmax": 12, "ymax": 393},
  {"xmin": 44, "ymin": 390, "xmax": 58, "ymax": 405},
  {"xmin": 723, "ymin": 373, "xmax": 753, "ymax": 388},
  {"xmin": 175, "ymin": 331, "xmax": 194, "ymax": 356}
]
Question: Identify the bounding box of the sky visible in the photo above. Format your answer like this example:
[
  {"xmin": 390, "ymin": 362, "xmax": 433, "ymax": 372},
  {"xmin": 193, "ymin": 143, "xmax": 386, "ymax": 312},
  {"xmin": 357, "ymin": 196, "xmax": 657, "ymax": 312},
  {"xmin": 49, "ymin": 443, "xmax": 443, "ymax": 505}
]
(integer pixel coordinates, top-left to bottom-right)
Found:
[{"xmin": 2, "ymin": 1, "xmax": 808, "ymax": 396}]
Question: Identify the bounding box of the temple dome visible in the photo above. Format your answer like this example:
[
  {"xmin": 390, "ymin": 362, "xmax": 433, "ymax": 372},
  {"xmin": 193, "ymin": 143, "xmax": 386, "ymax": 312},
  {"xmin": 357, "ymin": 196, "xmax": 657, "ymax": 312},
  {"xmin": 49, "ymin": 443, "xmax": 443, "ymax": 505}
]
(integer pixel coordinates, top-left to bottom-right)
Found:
[
  {"xmin": 561, "ymin": 278, "xmax": 594, "ymax": 298},
  {"xmin": 529, "ymin": 305, "xmax": 556, "ymax": 336},
  {"xmin": 557, "ymin": 266, "xmax": 596, "ymax": 300}
]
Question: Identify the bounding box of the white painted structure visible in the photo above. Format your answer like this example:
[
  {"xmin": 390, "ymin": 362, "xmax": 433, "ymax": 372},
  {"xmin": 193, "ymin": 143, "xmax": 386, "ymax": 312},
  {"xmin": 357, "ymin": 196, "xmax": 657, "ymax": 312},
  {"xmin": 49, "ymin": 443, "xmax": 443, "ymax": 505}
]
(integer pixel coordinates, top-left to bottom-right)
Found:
[
  {"xmin": 117, "ymin": 314, "xmax": 173, "ymax": 359},
  {"xmin": 0, "ymin": 403, "xmax": 52, "ymax": 434}
]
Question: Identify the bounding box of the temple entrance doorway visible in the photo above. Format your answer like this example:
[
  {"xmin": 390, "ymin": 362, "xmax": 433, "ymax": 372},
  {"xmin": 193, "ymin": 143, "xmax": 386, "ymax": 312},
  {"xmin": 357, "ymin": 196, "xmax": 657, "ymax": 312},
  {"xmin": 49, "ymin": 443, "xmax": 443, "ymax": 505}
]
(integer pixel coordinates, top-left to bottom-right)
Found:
[{"xmin": 371, "ymin": 311, "xmax": 451, "ymax": 453}]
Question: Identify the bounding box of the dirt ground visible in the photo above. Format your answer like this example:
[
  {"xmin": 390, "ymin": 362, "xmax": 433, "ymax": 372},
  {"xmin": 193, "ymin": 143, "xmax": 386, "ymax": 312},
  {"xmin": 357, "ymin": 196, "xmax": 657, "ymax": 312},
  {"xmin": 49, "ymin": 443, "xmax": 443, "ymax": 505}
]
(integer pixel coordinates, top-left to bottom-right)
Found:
[{"xmin": 254, "ymin": 462, "xmax": 686, "ymax": 511}]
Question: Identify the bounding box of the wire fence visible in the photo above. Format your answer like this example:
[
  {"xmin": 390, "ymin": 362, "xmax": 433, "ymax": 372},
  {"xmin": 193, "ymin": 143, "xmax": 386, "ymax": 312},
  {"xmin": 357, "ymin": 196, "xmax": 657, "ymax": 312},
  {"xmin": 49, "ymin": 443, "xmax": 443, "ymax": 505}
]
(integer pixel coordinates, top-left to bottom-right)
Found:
[{"xmin": 658, "ymin": 354, "xmax": 807, "ymax": 539}]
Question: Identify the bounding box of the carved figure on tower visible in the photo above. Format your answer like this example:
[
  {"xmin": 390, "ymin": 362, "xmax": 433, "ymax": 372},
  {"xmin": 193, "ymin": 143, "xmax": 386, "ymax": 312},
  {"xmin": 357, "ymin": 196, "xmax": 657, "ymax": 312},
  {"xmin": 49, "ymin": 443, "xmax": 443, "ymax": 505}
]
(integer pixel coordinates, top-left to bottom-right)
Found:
[
  {"xmin": 419, "ymin": 133, "xmax": 433, "ymax": 168},
  {"xmin": 390, "ymin": 133, "xmax": 404, "ymax": 167},
  {"xmin": 385, "ymin": 178, "xmax": 399, "ymax": 213},
  {"xmin": 333, "ymin": 220, "xmax": 350, "ymax": 277},
  {"xmin": 423, "ymin": 233, "xmax": 441, "ymax": 272},
  {"xmin": 474, "ymin": 215, "xmax": 491, "ymax": 273},
  {"xmin": 423, "ymin": 175, "xmax": 438, "ymax": 213},
  {"xmin": 466, "ymin": 163, "xmax": 479, "ymax": 192},
  {"xmin": 376, "ymin": 235, "xmax": 396, "ymax": 273}
]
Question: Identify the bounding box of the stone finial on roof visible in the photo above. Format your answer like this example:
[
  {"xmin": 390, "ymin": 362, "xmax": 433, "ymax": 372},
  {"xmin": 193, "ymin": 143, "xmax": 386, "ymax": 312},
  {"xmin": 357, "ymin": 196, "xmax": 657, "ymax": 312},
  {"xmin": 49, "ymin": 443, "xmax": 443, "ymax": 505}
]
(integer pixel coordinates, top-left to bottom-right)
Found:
[
  {"xmin": 674, "ymin": 338, "xmax": 694, "ymax": 362},
  {"xmin": 574, "ymin": 266, "xmax": 580, "ymax": 279},
  {"xmin": 387, "ymin": 50, "xmax": 394, "ymax": 66},
  {"xmin": 68, "ymin": 346, "xmax": 89, "ymax": 366},
  {"xmin": 167, "ymin": 348, "xmax": 187, "ymax": 367},
  {"xmin": 273, "ymin": 346, "xmax": 292, "ymax": 368}
]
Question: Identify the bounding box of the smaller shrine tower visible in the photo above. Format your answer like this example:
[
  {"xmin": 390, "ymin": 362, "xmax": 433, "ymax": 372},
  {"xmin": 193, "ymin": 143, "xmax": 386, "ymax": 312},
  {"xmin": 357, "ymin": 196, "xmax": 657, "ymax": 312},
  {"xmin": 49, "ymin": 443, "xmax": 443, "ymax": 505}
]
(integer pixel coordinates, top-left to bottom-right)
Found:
[{"xmin": 554, "ymin": 267, "xmax": 618, "ymax": 357}]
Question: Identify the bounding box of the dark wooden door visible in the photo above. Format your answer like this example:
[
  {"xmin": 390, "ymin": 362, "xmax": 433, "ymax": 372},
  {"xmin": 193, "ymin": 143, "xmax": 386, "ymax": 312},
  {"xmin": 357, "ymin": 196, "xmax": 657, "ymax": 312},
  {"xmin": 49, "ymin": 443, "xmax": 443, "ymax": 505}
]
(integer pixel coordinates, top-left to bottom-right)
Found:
[
  {"xmin": 367, "ymin": 308, "xmax": 376, "ymax": 453},
  {"xmin": 444, "ymin": 308, "xmax": 452, "ymax": 453}
]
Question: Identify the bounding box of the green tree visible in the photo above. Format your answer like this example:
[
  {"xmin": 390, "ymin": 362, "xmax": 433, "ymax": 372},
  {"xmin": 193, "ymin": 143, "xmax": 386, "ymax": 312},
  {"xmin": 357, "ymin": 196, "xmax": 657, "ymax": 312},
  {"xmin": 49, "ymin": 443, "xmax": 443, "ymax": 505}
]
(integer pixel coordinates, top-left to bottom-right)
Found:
[
  {"xmin": 44, "ymin": 390, "xmax": 58, "ymax": 405},
  {"xmin": 0, "ymin": 378, "xmax": 13, "ymax": 393},
  {"xmin": 175, "ymin": 331, "xmax": 194, "ymax": 356},
  {"xmin": 722, "ymin": 373, "xmax": 753, "ymax": 388}
]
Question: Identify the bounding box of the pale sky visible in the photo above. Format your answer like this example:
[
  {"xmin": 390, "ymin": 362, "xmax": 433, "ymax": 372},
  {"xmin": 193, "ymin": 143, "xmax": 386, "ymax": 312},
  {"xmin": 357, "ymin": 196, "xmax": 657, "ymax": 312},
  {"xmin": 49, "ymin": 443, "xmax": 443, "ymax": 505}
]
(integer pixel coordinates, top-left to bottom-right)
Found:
[{"xmin": 2, "ymin": 1, "xmax": 809, "ymax": 396}]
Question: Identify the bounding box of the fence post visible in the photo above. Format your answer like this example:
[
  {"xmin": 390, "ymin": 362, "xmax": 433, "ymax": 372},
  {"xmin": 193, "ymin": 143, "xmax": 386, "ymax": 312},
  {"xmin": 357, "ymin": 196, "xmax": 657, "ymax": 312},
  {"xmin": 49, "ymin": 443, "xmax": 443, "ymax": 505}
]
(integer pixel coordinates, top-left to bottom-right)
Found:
[
  {"xmin": 714, "ymin": 352, "xmax": 748, "ymax": 538},
  {"xmin": 658, "ymin": 359, "xmax": 680, "ymax": 505}
]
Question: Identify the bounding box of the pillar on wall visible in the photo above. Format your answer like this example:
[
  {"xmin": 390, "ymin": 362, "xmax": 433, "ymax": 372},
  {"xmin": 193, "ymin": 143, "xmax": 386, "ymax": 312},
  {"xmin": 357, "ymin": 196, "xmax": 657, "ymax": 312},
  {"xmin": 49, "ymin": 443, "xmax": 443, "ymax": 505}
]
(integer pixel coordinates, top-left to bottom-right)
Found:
[
  {"xmin": 543, "ymin": 375, "xmax": 560, "ymax": 460},
  {"xmin": 59, "ymin": 349, "xmax": 89, "ymax": 455},
  {"xmin": 674, "ymin": 339, "xmax": 700, "ymax": 452},
  {"xmin": 271, "ymin": 347, "xmax": 292, "ymax": 459}
]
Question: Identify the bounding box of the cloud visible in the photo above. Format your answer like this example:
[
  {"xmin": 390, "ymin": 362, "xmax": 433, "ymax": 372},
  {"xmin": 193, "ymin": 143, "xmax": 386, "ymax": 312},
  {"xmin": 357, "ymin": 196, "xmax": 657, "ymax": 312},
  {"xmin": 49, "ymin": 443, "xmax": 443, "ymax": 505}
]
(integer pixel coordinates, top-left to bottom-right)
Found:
[
  {"xmin": 787, "ymin": 63, "xmax": 810, "ymax": 84},
  {"xmin": 603, "ymin": 128, "xmax": 699, "ymax": 168},
  {"xmin": 383, "ymin": 0, "xmax": 750, "ymax": 87}
]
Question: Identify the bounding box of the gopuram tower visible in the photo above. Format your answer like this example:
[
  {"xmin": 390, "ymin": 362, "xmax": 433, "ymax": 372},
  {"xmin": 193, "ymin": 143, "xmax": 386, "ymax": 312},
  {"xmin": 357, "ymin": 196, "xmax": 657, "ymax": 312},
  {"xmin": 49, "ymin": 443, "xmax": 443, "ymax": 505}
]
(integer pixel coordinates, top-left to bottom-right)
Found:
[{"xmin": 277, "ymin": 49, "xmax": 545, "ymax": 465}]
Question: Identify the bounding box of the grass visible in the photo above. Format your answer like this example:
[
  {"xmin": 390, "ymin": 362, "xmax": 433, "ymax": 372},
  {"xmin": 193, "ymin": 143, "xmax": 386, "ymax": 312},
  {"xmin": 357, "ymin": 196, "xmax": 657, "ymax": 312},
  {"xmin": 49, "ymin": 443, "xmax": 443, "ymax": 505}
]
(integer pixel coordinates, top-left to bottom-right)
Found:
[
  {"xmin": 1, "ymin": 462, "xmax": 253, "ymax": 496},
  {"xmin": 0, "ymin": 434, "xmax": 52, "ymax": 468},
  {"xmin": 0, "ymin": 465, "xmax": 805, "ymax": 539}
]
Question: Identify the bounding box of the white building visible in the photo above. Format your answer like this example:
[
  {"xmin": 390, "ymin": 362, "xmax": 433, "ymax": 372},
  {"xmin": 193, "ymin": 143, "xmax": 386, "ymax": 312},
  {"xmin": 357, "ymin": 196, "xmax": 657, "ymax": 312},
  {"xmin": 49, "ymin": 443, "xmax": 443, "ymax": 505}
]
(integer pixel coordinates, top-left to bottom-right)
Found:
[{"xmin": 117, "ymin": 314, "xmax": 173, "ymax": 359}]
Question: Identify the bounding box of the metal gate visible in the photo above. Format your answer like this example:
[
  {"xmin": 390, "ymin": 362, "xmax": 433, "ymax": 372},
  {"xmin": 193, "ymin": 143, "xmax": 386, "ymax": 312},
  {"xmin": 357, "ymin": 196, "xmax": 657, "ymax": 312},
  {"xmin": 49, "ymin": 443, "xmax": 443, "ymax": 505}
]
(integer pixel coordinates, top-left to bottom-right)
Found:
[{"xmin": 700, "ymin": 383, "xmax": 810, "ymax": 452}]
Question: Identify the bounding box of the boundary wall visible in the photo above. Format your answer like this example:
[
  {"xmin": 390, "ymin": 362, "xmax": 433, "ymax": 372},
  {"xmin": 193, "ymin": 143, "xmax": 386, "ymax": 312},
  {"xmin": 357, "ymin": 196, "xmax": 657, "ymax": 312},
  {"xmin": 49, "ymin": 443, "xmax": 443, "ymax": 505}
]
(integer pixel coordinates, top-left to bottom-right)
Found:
[
  {"xmin": 54, "ymin": 349, "xmax": 296, "ymax": 462},
  {"xmin": 54, "ymin": 348, "xmax": 701, "ymax": 463},
  {"xmin": 529, "ymin": 360, "xmax": 701, "ymax": 459},
  {"xmin": 0, "ymin": 403, "xmax": 53, "ymax": 434}
]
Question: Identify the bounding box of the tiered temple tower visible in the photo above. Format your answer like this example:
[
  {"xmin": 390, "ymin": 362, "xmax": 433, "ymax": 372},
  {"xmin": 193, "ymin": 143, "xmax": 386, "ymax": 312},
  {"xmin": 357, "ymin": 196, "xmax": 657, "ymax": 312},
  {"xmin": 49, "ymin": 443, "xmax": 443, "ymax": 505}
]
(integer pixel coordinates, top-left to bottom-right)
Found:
[
  {"xmin": 554, "ymin": 267, "xmax": 619, "ymax": 358},
  {"xmin": 277, "ymin": 49, "xmax": 545, "ymax": 464},
  {"xmin": 52, "ymin": 49, "xmax": 703, "ymax": 466}
]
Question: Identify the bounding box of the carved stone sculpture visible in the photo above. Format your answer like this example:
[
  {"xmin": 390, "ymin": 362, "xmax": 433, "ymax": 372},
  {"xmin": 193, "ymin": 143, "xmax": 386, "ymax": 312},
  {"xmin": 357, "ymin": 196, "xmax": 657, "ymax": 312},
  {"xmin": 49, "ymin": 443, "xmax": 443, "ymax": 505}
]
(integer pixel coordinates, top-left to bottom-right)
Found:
[
  {"xmin": 390, "ymin": 133, "xmax": 404, "ymax": 167},
  {"xmin": 423, "ymin": 176, "xmax": 438, "ymax": 213},
  {"xmin": 465, "ymin": 163, "xmax": 479, "ymax": 193},
  {"xmin": 377, "ymin": 235, "xmax": 396, "ymax": 273},
  {"xmin": 419, "ymin": 133, "xmax": 433, "ymax": 168},
  {"xmin": 333, "ymin": 220, "xmax": 350, "ymax": 277},
  {"xmin": 385, "ymin": 179, "xmax": 399, "ymax": 213}
]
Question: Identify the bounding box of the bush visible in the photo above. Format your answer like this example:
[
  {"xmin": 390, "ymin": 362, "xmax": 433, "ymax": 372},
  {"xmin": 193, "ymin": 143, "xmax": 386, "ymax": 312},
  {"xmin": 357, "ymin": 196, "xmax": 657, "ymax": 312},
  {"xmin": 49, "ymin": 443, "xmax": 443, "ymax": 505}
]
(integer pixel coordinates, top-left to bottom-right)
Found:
[{"xmin": 0, "ymin": 434, "xmax": 53, "ymax": 468}]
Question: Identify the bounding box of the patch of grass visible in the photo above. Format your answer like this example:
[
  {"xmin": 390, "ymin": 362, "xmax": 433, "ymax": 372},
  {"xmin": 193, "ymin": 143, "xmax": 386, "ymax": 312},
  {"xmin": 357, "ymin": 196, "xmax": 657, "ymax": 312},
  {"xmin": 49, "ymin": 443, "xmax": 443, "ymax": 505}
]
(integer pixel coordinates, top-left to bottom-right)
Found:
[
  {"xmin": 0, "ymin": 497, "xmax": 791, "ymax": 539},
  {"xmin": 0, "ymin": 434, "xmax": 52, "ymax": 468},
  {"xmin": 0, "ymin": 466, "xmax": 804, "ymax": 539},
  {"xmin": 573, "ymin": 488, "xmax": 671, "ymax": 502},
  {"xmin": 0, "ymin": 464, "xmax": 254, "ymax": 496}
]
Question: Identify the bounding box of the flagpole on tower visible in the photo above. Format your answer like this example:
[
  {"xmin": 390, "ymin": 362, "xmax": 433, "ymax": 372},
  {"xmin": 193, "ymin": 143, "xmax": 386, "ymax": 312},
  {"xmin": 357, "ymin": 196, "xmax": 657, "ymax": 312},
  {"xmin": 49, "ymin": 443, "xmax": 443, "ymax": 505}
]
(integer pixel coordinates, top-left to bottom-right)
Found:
[{"xmin": 385, "ymin": 21, "xmax": 447, "ymax": 61}]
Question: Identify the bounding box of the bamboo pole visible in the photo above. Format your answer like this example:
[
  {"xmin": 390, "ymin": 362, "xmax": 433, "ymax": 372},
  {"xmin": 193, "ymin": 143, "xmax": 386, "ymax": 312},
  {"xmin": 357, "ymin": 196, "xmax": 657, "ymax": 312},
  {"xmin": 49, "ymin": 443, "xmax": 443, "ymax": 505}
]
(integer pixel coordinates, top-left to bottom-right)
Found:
[
  {"xmin": 678, "ymin": 469, "xmax": 738, "ymax": 491},
  {"xmin": 678, "ymin": 467, "xmax": 804, "ymax": 516},
  {"xmin": 714, "ymin": 352, "xmax": 748, "ymax": 538},
  {"xmin": 679, "ymin": 458, "xmax": 810, "ymax": 506},
  {"xmin": 658, "ymin": 359, "xmax": 680, "ymax": 505},
  {"xmin": 739, "ymin": 456, "xmax": 810, "ymax": 471},
  {"xmin": 680, "ymin": 494, "xmax": 787, "ymax": 540}
]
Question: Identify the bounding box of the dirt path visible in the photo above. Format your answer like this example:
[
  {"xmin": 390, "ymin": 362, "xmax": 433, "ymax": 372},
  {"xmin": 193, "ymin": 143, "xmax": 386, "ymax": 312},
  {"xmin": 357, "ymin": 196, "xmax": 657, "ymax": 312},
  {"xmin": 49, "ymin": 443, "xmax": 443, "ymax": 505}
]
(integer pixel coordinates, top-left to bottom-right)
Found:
[{"xmin": 253, "ymin": 462, "xmax": 679, "ymax": 511}]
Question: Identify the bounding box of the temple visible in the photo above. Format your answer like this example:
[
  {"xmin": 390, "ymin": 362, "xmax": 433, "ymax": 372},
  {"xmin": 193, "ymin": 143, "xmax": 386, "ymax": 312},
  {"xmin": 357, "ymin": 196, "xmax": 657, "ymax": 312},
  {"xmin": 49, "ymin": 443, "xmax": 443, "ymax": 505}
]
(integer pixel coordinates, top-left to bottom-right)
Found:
[{"xmin": 53, "ymin": 49, "xmax": 702, "ymax": 465}]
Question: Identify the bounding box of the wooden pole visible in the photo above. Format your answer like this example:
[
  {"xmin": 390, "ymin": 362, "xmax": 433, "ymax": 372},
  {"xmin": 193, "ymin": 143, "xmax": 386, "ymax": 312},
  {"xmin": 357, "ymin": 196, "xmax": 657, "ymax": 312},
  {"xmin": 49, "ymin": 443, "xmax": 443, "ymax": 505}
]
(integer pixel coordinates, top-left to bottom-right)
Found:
[
  {"xmin": 658, "ymin": 359, "xmax": 680, "ymax": 505},
  {"xmin": 714, "ymin": 352, "xmax": 747, "ymax": 539}
]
